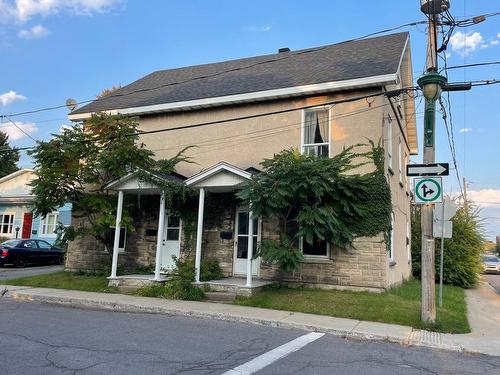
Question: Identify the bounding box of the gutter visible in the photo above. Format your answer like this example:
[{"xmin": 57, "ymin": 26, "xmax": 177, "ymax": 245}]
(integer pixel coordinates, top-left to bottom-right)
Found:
[{"xmin": 69, "ymin": 73, "xmax": 398, "ymax": 121}]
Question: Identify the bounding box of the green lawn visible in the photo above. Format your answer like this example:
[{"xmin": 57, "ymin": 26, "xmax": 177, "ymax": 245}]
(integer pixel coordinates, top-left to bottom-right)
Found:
[
  {"xmin": 235, "ymin": 279, "xmax": 470, "ymax": 333},
  {"xmin": 2, "ymin": 271, "xmax": 118, "ymax": 293}
]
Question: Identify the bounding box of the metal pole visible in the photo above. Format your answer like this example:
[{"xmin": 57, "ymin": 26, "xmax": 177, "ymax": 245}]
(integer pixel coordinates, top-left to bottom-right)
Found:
[
  {"xmin": 438, "ymin": 198, "xmax": 446, "ymax": 307},
  {"xmin": 421, "ymin": 14, "xmax": 439, "ymax": 323}
]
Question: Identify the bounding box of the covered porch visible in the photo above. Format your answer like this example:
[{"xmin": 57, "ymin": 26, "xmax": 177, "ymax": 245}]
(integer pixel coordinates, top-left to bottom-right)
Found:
[
  {"xmin": 105, "ymin": 170, "xmax": 185, "ymax": 287},
  {"xmin": 186, "ymin": 161, "xmax": 263, "ymax": 289}
]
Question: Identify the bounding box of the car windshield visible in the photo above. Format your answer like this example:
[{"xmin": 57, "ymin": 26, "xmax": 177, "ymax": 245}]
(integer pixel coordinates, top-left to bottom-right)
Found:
[
  {"xmin": 483, "ymin": 256, "xmax": 500, "ymax": 262},
  {"xmin": 1, "ymin": 240, "xmax": 23, "ymax": 248}
]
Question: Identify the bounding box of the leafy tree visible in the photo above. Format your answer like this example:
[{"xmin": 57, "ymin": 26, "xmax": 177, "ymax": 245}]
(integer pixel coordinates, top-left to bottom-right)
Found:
[
  {"xmin": 238, "ymin": 144, "xmax": 392, "ymax": 275},
  {"xmin": 28, "ymin": 113, "xmax": 156, "ymax": 254},
  {"xmin": 411, "ymin": 201, "xmax": 484, "ymax": 288},
  {"xmin": 0, "ymin": 131, "xmax": 19, "ymax": 178}
]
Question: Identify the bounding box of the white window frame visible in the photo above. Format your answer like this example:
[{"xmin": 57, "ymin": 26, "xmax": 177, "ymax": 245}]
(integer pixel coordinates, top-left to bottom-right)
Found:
[
  {"xmin": 407, "ymin": 220, "xmax": 411, "ymax": 262},
  {"xmin": 110, "ymin": 226, "xmax": 127, "ymax": 253},
  {"xmin": 301, "ymin": 107, "xmax": 331, "ymax": 157},
  {"xmin": 300, "ymin": 236, "xmax": 330, "ymax": 259},
  {"xmin": 0, "ymin": 212, "xmax": 15, "ymax": 236},
  {"xmin": 386, "ymin": 115, "xmax": 393, "ymax": 171},
  {"xmin": 39, "ymin": 212, "xmax": 59, "ymax": 238},
  {"xmin": 389, "ymin": 213, "xmax": 395, "ymax": 263},
  {"xmin": 398, "ymin": 138, "xmax": 403, "ymax": 184}
]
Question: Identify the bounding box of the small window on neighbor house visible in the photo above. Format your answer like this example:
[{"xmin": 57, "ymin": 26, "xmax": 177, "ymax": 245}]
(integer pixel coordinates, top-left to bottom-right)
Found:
[
  {"xmin": 0, "ymin": 213, "xmax": 15, "ymax": 235},
  {"xmin": 302, "ymin": 108, "xmax": 330, "ymax": 157},
  {"xmin": 301, "ymin": 235, "xmax": 329, "ymax": 257},
  {"xmin": 386, "ymin": 116, "xmax": 393, "ymax": 171},
  {"xmin": 40, "ymin": 212, "xmax": 59, "ymax": 236}
]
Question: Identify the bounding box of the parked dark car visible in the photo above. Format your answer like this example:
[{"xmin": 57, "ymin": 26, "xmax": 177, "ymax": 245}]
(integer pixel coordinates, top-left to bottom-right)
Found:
[{"xmin": 0, "ymin": 239, "xmax": 65, "ymax": 267}]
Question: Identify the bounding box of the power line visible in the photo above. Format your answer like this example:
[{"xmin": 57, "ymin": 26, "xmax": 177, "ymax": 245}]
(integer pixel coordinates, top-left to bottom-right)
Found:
[
  {"xmin": 0, "ymin": 21, "xmax": 432, "ymax": 120},
  {"xmin": 0, "ymin": 89, "xmax": 419, "ymax": 155},
  {"xmin": 446, "ymin": 61, "xmax": 500, "ymax": 70}
]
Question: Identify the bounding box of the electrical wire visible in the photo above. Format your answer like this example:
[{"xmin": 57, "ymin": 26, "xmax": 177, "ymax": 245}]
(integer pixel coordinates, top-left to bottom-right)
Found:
[
  {"xmin": 0, "ymin": 89, "xmax": 420, "ymax": 155},
  {"xmin": 0, "ymin": 21, "xmax": 432, "ymax": 120},
  {"xmin": 446, "ymin": 61, "xmax": 500, "ymax": 70}
]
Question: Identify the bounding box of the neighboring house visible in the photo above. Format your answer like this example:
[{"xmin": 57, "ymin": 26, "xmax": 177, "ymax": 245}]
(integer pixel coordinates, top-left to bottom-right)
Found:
[
  {"xmin": 67, "ymin": 32, "xmax": 417, "ymax": 291},
  {"xmin": 0, "ymin": 169, "xmax": 72, "ymax": 244}
]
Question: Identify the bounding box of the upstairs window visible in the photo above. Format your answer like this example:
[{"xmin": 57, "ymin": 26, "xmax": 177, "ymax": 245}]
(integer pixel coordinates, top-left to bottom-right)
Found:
[
  {"xmin": 386, "ymin": 116, "xmax": 393, "ymax": 171},
  {"xmin": 302, "ymin": 108, "xmax": 330, "ymax": 157},
  {"xmin": 398, "ymin": 138, "xmax": 403, "ymax": 184}
]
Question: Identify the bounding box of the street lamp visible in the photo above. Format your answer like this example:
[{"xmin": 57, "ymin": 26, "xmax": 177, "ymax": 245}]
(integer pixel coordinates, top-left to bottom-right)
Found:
[
  {"xmin": 417, "ymin": 71, "xmax": 447, "ymax": 147},
  {"xmin": 417, "ymin": 71, "xmax": 448, "ymax": 101}
]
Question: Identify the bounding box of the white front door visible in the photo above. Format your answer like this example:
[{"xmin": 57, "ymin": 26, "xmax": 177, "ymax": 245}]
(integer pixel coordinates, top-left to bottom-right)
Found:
[
  {"xmin": 160, "ymin": 215, "xmax": 181, "ymax": 272},
  {"xmin": 233, "ymin": 210, "xmax": 260, "ymax": 276}
]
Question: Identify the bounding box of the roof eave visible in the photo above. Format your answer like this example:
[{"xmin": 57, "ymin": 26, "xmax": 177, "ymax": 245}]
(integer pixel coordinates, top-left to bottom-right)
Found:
[{"xmin": 69, "ymin": 73, "xmax": 398, "ymax": 121}]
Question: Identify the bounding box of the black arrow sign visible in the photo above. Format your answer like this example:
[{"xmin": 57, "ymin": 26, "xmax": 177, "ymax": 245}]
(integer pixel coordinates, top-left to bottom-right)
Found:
[
  {"xmin": 421, "ymin": 184, "xmax": 435, "ymax": 197},
  {"xmin": 407, "ymin": 163, "xmax": 449, "ymax": 177}
]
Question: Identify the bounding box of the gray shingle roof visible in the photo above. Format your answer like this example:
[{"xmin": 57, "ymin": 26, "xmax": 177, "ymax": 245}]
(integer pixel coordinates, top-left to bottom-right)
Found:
[{"xmin": 72, "ymin": 32, "xmax": 408, "ymax": 115}]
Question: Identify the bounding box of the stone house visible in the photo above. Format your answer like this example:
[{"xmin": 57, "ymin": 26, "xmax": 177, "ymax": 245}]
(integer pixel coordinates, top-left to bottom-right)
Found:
[{"xmin": 67, "ymin": 32, "xmax": 417, "ymax": 291}]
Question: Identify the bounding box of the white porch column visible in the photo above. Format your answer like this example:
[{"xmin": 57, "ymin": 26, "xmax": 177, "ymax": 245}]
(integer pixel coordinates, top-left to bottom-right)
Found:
[
  {"xmin": 194, "ymin": 187, "xmax": 205, "ymax": 283},
  {"xmin": 110, "ymin": 190, "xmax": 124, "ymax": 278},
  {"xmin": 246, "ymin": 210, "xmax": 254, "ymax": 287},
  {"xmin": 154, "ymin": 191, "xmax": 166, "ymax": 281}
]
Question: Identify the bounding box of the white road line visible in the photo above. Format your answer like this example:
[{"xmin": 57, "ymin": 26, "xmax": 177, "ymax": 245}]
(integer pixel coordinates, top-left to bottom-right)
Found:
[{"xmin": 222, "ymin": 332, "xmax": 325, "ymax": 375}]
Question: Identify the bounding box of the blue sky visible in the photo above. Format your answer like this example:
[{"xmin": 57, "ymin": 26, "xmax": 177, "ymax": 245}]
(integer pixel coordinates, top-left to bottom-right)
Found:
[{"xmin": 0, "ymin": 0, "xmax": 499, "ymax": 239}]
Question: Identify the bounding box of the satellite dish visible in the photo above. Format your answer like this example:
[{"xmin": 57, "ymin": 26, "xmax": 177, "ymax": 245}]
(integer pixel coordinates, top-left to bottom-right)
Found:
[{"xmin": 65, "ymin": 98, "xmax": 77, "ymax": 111}]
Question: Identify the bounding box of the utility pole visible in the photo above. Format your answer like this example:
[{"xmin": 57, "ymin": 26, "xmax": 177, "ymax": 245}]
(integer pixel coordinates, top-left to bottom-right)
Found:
[{"xmin": 418, "ymin": 0, "xmax": 449, "ymax": 323}]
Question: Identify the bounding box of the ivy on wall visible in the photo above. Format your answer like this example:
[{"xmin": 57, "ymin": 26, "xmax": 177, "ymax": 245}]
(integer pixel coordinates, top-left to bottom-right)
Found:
[{"xmin": 237, "ymin": 140, "xmax": 392, "ymax": 273}]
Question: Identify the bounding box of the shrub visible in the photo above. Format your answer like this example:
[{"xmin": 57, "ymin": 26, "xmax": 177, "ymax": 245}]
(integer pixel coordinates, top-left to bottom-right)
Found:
[
  {"xmin": 411, "ymin": 201, "xmax": 484, "ymax": 288},
  {"xmin": 200, "ymin": 259, "xmax": 223, "ymax": 281},
  {"xmin": 135, "ymin": 257, "xmax": 204, "ymax": 301}
]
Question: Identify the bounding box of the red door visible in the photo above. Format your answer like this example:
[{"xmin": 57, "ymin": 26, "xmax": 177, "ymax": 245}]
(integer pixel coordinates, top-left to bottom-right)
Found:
[{"xmin": 21, "ymin": 213, "xmax": 33, "ymax": 239}]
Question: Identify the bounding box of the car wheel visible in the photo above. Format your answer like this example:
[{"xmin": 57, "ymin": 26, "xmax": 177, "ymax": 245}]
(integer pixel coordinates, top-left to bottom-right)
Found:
[
  {"xmin": 14, "ymin": 257, "xmax": 26, "ymax": 268},
  {"xmin": 57, "ymin": 255, "xmax": 64, "ymax": 265}
]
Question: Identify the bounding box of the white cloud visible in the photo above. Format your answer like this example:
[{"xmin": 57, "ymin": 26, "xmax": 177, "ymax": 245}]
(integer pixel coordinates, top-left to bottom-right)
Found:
[
  {"xmin": 243, "ymin": 25, "xmax": 271, "ymax": 32},
  {"xmin": 0, "ymin": 121, "xmax": 37, "ymax": 140},
  {"xmin": 459, "ymin": 127, "xmax": 472, "ymax": 133},
  {"xmin": 1, "ymin": 0, "xmax": 123, "ymax": 23},
  {"xmin": 467, "ymin": 189, "xmax": 500, "ymax": 208},
  {"xmin": 0, "ymin": 90, "xmax": 26, "ymax": 106},
  {"xmin": 449, "ymin": 31, "xmax": 487, "ymax": 56},
  {"xmin": 491, "ymin": 40, "xmax": 500, "ymax": 46},
  {"xmin": 18, "ymin": 24, "xmax": 49, "ymax": 39}
]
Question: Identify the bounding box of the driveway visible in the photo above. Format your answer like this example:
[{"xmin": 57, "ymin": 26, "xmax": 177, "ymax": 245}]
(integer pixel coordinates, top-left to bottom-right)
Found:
[
  {"xmin": 484, "ymin": 274, "xmax": 500, "ymax": 294},
  {"xmin": 0, "ymin": 264, "xmax": 63, "ymax": 281}
]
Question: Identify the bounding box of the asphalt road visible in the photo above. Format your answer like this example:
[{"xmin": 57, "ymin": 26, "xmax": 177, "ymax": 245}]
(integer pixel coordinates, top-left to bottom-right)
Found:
[
  {"xmin": 484, "ymin": 273, "xmax": 500, "ymax": 294},
  {"xmin": 0, "ymin": 300, "xmax": 499, "ymax": 374},
  {"xmin": 0, "ymin": 265, "xmax": 63, "ymax": 281}
]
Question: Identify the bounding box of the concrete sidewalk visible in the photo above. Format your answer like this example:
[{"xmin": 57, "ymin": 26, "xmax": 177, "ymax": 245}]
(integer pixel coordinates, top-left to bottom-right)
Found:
[{"xmin": 1, "ymin": 284, "xmax": 498, "ymax": 357}]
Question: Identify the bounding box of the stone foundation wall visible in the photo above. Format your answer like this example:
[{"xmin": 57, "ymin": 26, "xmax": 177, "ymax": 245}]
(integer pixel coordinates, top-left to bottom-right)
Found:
[{"xmin": 259, "ymin": 216, "xmax": 389, "ymax": 290}]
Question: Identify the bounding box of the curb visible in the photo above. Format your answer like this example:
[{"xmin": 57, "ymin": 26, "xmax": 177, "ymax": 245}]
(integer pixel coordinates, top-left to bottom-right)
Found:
[{"xmin": 3, "ymin": 286, "xmax": 490, "ymax": 356}]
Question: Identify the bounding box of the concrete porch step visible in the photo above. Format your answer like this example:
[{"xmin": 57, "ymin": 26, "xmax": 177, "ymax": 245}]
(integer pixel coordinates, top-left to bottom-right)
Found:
[{"xmin": 204, "ymin": 291, "xmax": 237, "ymax": 303}]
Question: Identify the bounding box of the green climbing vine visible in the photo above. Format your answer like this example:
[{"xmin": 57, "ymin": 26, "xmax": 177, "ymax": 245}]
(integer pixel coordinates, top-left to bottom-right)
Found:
[{"xmin": 238, "ymin": 140, "xmax": 392, "ymax": 273}]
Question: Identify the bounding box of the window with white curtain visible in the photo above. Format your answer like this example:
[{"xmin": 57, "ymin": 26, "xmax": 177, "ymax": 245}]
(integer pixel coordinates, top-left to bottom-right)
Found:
[{"xmin": 302, "ymin": 108, "xmax": 330, "ymax": 157}]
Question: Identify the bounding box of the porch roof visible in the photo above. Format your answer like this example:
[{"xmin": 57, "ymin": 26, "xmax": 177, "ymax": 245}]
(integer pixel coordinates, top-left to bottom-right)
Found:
[
  {"xmin": 104, "ymin": 170, "xmax": 186, "ymax": 194},
  {"xmin": 185, "ymin": 161, "xmax": 253, "ymax": 192}
]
